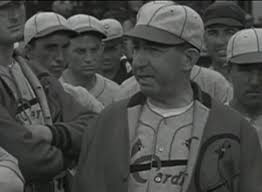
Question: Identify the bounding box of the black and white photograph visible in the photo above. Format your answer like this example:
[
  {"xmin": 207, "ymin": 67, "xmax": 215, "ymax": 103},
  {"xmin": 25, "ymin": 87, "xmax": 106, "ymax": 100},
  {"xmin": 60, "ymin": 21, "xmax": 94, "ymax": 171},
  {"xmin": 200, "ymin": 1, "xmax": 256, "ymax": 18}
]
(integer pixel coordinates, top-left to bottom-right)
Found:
[{"xmin": 0, "ymin": 1, "xmax": 262, "ymax": 192}]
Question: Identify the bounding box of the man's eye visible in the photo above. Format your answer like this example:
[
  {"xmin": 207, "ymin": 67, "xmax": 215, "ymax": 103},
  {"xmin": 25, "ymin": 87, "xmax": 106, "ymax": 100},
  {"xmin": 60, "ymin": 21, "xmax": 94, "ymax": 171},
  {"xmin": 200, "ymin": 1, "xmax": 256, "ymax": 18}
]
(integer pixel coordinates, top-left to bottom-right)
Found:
[
  {"xmin": 75, "ymin": 49, "xmax": 85, "ymax": 55},
  {"xmin": 237, "ymin": 66, "xmax": 252, "ymax": 72},
  {"xmin": 226, "ymin": 29, "xmax": 237, "ymax": 36},
  {"xmin": 146, "ymin": 46, "xmax": 161, "ymax": 53},
  {"xmin": 63, "ymin": 43, "xmax": 70, "ymax": 49},
  {"xmin": 133, "ymin": 45, "xmax": 139, "ymax": 50},
  {"xmin": 46, "ymin": 46, "xmax": 56, "ymax": 52},
  {"xmin": 207, "ymin": 30, "xmax": 217, "ymax": 36}
]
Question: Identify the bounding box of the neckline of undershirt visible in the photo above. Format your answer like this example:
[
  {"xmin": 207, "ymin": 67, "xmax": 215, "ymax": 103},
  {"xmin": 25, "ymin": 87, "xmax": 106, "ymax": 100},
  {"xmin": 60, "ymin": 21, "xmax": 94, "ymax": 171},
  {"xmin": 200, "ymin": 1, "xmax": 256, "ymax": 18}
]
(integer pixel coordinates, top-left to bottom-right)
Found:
[{"xmin": 147, "ymin": 99, "xmax": 194, "ymax": 118}]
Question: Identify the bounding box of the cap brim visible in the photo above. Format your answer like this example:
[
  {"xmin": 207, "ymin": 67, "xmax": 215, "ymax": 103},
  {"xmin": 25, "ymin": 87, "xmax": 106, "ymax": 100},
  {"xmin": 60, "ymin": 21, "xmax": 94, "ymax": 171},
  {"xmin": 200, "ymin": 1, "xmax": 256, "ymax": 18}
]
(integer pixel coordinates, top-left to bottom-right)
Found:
[
  {"xmin": 229, "ymin": 52, "xmax": 262, "ymax": 64},
  {"xmin": 103, "ymin": 34, "xmax": 123, "ymax": 42},
  {"xmin": 0, "ymin": 0, "xmax": 24, "ymax": 7},
  {"xmin": 205, "ymin": 18, "xmax": 244, "ymax": 28},
  {"xmin": 76, "ymin": 27, "xmax": 107, "ymax": 38},
  {"xmin": 34, "ymin": 25, "xmax": 77, "ymax": 39},
  {"xmin": 0, "ymin": 1, "xmax": 11, "ymax": 6},
  {"xmin": 125, "ymin": 25, "xmax": 184, "ymax": 45}
]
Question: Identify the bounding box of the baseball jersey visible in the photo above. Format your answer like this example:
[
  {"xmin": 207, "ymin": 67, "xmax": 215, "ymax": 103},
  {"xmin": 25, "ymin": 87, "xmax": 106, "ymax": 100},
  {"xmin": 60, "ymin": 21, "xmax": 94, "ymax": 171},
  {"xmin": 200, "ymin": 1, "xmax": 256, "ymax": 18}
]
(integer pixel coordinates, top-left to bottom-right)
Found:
[
  {"xmin": 61, "ymin": 71, "xmax": 120, "ymax": 107},
  {"xmin": 89, "ymin": 74, "xmax": 120, "ymax": 107},
  {"xmin": 62, "ymin": 82, "xmax": 104, "ymax": 113},
  {"xmin": 0, "ymin": 62, "xmax": 45, "ymax": 126},
  {"xmin": 129, "ymin": 100, "xmax": 194, "ymax": 192}
]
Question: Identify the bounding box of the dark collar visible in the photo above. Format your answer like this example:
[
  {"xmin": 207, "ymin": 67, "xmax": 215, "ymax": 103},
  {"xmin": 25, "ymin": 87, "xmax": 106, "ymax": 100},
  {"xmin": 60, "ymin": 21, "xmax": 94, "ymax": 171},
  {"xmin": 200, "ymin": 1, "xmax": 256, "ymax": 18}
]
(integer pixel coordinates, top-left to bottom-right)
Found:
[{"xmin": 127, "ymin": 81, "xmax": 212, "ymax": 109}]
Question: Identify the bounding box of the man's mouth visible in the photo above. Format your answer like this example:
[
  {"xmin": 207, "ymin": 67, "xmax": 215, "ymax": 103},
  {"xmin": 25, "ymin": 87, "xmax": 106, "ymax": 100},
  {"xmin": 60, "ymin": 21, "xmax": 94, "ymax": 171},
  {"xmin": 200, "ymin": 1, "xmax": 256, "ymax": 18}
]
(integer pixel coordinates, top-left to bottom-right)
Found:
[
  {"xmin": 136, "ymin": 74, "xmax": 154, "ymax": 80},
  {"xmin": 102, "ymin": 63, "xmax": 113, "ymax": 69},
  {"xmin": 8, "ymin": 24, "xmax": 22, "ymax": 31},
  {"xmin": 82, "ymin": 66, "xmax": 96, "ymax": 71},
  {"xmin": 217, "ymin": 50, "xmax": 226, "ymax": 56},
  {"xmin": 246, "ymin": 91, "xmax": 262, "ymax": 96}
]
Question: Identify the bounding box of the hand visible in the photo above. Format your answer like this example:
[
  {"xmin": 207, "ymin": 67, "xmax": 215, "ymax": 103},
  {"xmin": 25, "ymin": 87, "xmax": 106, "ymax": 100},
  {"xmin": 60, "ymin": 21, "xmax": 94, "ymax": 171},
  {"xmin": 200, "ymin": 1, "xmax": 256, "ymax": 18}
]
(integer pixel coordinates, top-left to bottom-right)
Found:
[{"xmin": 26, "ymin": 125, "xmax": 53, "ymax": 144}]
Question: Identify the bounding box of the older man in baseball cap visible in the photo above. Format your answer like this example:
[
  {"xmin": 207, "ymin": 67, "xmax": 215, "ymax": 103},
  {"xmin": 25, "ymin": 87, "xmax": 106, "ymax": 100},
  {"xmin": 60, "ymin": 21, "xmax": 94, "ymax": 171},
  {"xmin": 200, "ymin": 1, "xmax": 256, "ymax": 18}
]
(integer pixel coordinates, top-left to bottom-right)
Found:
[
  {"xmin": 118, "ymin": 2, "xmax": 234, "ymax": 104},
  {"xmin": 72, "ymin": 1, "xmax": 262, "ymax": 192},
  {"xmin": 228, "ymin": 28, "xmax": 262, "ymax": 148}
]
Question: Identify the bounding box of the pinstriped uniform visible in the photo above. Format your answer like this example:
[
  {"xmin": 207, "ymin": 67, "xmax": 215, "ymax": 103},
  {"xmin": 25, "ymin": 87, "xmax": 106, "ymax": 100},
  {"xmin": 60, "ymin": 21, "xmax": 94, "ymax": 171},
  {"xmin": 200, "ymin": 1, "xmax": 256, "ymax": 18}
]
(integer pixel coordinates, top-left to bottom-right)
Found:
[{"xmin": 129, "ymin": 101, "xmax": 194, "ymax": 192}]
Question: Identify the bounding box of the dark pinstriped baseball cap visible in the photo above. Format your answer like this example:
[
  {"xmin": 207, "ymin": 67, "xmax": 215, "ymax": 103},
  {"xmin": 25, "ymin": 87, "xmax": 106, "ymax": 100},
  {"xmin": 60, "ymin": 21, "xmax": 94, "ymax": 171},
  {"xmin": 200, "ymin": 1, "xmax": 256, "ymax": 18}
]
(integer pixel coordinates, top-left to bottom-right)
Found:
[
  {"xmin": 204, "ymin": 1, "xmax": 246, "ymax": 28},
  {"xmin": 227, "ymin": 28, "xmax": 262, "ymax": 64}
]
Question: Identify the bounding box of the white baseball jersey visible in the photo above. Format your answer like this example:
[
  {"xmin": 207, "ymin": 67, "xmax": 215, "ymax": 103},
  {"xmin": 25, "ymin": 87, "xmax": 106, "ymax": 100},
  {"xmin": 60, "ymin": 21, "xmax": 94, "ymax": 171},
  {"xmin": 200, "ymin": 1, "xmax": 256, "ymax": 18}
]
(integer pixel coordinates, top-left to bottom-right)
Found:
[{"xmin": 129, "ymin": 100, "xmax": 194, "ymax": 192}]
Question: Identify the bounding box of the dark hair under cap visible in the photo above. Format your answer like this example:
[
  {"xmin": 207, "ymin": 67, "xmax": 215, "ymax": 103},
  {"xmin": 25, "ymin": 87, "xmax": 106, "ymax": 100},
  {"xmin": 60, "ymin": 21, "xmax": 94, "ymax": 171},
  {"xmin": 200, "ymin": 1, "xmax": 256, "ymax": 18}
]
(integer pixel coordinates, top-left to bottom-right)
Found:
[{"xmin": 203, "ymin": 1, "xmax": 246, "ymax": 28}]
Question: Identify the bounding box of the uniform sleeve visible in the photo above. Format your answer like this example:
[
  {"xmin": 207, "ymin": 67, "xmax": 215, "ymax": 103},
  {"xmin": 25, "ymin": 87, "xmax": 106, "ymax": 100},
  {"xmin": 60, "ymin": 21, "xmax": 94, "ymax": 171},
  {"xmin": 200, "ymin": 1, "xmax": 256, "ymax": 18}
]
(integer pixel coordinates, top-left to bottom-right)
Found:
[
  {"xmin": 0, "ymin": 167, "xmax": 24, "ymax": 192},
  {"xmin": 0, "ymin": 147, "xmax": 24, "ymax": 183},
  {"xmin": 62, "ymin": 83, "xmax": 104, "ymax": 113},
  {"xmin": 0, "ymin": 104, "xmax": 68, "ymax": 182},
  {"xmin": 240, "ymin": 118, "xmax": 262, "ymax": 192},
  {"xmin": 43, "ymin": 77, "xmax": 97, "ymax": 157},
  {"xmin": 0, "ymin": 147, "xmax": 24, "ymax": 192},
  {"xmin": 0, "ymin": 78, "xmax": 69, "ymax": 182}
]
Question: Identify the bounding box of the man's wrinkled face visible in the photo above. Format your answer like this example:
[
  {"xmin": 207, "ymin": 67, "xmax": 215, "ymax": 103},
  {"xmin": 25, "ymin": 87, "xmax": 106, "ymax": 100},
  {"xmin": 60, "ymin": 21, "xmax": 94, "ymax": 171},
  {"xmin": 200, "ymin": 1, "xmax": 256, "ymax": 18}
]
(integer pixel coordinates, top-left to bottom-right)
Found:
[
  {"xmin": 102, "ymin": 38, "xmax": 122, "ymax": 80},
  {"xmin": 27, "ymin": 32, "xmax": 70, "ymax": 79},
  {"xmin": 205, "ymin": 24, "xmax": 239, "ymax": 65},
  {"xmin": 132, "ymin": 39, "xmax": 187, "ymax": 99},
  {"xmin": 0, "ymin": 1, "xmax": 25, "ymax": 44},
  {"xmin": 66, "ymin": 34, "xmax": 103, "ymax": 78},
  {"xmin": 230, "ymin": 63, "xmax": 262, "ymax": 110}
]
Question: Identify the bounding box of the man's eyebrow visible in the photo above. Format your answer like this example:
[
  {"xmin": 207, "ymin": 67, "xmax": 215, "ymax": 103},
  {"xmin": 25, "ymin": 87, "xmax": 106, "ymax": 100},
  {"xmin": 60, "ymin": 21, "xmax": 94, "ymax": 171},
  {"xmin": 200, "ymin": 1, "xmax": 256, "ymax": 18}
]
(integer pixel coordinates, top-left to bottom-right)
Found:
[
  {"xmin": 44, "ymin": 43, "xmax": 58, "ymax": 47},
  {"xmin": 74, "ymin": 47, "xmax": 86, "ymax": 51}
]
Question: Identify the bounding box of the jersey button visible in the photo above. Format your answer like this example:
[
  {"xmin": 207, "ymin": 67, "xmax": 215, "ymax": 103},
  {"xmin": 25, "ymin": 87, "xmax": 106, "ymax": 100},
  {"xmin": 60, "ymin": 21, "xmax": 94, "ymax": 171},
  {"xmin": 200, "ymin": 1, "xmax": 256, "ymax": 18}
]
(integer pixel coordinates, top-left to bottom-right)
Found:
[
  {"xmin": 159, "ymin": 147, "xmax": 164, "ymax": 152},
  {"xmin": 155, "ymin": 176, "xmax": 161, "ymax": 183}
]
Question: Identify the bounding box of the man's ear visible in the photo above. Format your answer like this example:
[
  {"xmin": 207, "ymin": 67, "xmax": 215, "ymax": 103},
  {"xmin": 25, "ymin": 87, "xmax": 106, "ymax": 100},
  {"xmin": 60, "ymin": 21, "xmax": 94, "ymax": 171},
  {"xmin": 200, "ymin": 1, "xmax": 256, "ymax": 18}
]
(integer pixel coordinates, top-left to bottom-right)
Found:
[{"xmin": 183, "ymin": 48, "xmax": 200, "ymax": 71}]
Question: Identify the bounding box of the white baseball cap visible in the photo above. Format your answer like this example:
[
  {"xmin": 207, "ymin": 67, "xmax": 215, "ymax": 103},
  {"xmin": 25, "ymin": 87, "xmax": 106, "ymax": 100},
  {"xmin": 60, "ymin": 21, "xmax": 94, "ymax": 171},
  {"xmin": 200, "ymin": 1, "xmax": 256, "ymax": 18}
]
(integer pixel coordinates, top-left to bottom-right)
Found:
[
  {"xmin": 125, "ymin": 1, "xmax": 204, "ymax": 50},
  {"xmin": 101, "ymin": 18, "xmax": 124, "ymax": 42},
  {"xmin": 24, "ymin": 12, "xmax": 76, "ymax": 45},
  {"xmin": 67, "ymin": 14, "xmax": 106, "ymax": 38},
  {"xmin": 227, "ymin": 28, "xmax": 262, "ymax": 64}
]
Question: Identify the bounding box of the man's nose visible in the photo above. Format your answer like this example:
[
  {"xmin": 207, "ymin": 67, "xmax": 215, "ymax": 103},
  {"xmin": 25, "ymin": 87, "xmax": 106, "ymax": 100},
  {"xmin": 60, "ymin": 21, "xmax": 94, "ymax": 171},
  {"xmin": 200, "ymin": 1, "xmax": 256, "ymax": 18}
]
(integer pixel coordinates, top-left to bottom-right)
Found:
[
  {"xmin": 84, "ymin": 53, "xmax": 94, "ymax": 64},
  {"xmin": 214, "ymin": 32, "xmax": 229, "ymax": 47},
  {"xmin": 133, "ymin": 49, "xmax": 148, "ymax": 69},
  {"xmin": 55, "ymin": 49, "xmax": 65, "ymax": 64}
]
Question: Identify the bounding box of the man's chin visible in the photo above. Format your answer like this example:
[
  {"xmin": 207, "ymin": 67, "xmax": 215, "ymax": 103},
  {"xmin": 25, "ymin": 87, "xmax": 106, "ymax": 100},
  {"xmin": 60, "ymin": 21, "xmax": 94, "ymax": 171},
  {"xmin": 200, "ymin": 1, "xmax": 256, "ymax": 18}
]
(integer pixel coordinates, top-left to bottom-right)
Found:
[{"xmin": 81, "ymin": 71, "xmax": 96, "ymax": 78}]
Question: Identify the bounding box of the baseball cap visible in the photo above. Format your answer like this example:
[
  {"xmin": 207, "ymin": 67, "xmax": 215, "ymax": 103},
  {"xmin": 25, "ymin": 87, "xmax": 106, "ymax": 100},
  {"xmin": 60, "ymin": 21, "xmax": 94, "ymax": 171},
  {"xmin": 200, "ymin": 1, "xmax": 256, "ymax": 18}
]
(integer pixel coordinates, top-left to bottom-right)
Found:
[
  {"xmin": 101, "ymin": 19, "xmax": 124, "ymax": 42},
  {"xmin": 67, "ymin": 14, "xmax": 106, "ymax": 38},
  {"xmin": 24, "ymin": 12, "xmax": 76, "ymax": 45},
  {"xmin": 227, "ymin": 28, "xmax": 262, "ymax": 64},
  {"xmin": 125, "ymin": 1, "xmax": 204, "ymax": 50},
  {"xmin": 203, "ymin": 1, "xmax": 246, "ymax": 28},
  {"xmin": 0, "ymin": 0, "xmax": 24, "ymax": 7}
]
